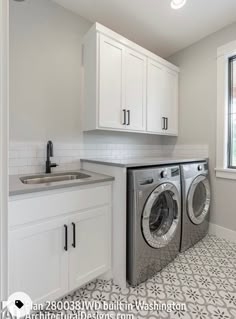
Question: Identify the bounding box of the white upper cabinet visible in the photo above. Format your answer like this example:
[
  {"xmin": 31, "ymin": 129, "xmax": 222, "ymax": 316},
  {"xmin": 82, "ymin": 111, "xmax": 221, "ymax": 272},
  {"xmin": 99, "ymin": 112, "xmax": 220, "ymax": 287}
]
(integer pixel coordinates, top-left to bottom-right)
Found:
[
  {"xmin": 163, "ymin": 68, "xmax": 178, "ymax": 135},
  {"xmin": 82, "ymin": 23, "xmax": 179, "ymax": 136},
  {"xmin": 147, "ymin": 59, "xmax": 178, "ymax": 135},
  {"xmin": 124, "ymin": 48, "xmax": 146, "ymax": 131},
  {"xmin": 99, "ymin": 35, "xmax": 124, "ymax": 129},
  {"xmin": 147, "ymin": 59, "xmax": 164, "ymax": 133}
]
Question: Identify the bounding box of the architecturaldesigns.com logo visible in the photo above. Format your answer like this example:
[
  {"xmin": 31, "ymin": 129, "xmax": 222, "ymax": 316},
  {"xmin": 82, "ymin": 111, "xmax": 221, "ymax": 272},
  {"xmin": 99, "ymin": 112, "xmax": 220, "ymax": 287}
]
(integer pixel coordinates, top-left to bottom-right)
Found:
[{"xmin": 1, "ymin": 292, "xmax": 32, "ymax": 319}]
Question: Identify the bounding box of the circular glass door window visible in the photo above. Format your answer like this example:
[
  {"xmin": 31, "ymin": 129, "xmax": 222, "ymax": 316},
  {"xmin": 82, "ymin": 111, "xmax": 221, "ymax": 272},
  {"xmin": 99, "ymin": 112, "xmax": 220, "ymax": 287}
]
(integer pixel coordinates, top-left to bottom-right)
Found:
[
  {"xmin": 187, "ymin": 175, "xmax": 211, "ymax": 225},
  {"xmin": 142, "ymin": 183, "xmax": 180, "ymax": 249}
]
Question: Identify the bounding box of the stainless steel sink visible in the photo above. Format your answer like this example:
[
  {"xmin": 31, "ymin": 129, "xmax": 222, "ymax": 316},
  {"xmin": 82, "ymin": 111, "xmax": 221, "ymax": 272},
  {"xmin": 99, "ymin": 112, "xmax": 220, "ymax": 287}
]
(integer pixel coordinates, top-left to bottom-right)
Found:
[{"xmin": 20, "ymin": 172, "xmax": 91, "ymax": 185}]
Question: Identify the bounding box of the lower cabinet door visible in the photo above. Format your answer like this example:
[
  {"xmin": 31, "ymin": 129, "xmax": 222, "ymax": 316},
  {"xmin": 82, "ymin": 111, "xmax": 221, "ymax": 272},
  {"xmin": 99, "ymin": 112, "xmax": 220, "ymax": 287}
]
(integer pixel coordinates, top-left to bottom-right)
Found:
[
  {"xmin": 68, "ymin": 206, "xmax": 111, "ymax": 291},
  {"xmin": 9, "ymin": 217, "xmax": 69, "ymax": 304}
]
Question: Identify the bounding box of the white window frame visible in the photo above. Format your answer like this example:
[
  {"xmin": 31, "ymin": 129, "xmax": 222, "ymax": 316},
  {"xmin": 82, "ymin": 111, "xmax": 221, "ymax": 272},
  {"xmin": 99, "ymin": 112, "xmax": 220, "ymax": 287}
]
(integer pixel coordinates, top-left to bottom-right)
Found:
[{"xmin": 216, "ymin": 40, "xmax": 236, "ymax": 180}]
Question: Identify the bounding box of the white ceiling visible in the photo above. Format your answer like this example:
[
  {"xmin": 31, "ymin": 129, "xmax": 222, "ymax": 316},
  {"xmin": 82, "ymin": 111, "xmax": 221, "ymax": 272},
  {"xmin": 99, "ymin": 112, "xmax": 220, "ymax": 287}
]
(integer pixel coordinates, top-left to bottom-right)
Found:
[{"xmin": 53, "ymin": 0, "xmax": 236, "ymax": 57}]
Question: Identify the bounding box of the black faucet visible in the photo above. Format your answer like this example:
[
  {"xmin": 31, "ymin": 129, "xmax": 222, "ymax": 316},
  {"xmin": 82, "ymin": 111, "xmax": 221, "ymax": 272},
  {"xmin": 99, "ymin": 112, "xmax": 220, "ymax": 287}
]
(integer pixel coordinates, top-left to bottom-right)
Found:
[{"xmin": 46, "ymin": 141, "xmax": 58, "ymax": 173}]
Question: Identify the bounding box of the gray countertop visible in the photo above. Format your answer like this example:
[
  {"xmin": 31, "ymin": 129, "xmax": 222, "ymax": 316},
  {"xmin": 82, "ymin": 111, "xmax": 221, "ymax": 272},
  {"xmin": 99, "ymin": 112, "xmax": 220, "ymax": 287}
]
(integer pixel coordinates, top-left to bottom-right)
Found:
[
  {"xmin": 81, "ymin": 157, "xmax": 208, "ymax": 168},
  {"xmin": 9, "ymin": 169, "xmax": 114, "ymax": 196}
]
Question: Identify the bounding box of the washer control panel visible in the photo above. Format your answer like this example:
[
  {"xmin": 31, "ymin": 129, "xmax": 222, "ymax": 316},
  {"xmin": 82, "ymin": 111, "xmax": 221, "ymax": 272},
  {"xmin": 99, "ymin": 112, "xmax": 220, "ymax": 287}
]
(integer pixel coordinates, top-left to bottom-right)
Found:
[
  {"xmin": 128, "ymin": 165, "xmax": 181, "ymax": 190},
  {"xmin": 160, "ymin": 167, "xmax": 180, "ymax": 179},
  {"xmin": 171, "ymin": 167, "xmax": 180, "ymax": 177}
]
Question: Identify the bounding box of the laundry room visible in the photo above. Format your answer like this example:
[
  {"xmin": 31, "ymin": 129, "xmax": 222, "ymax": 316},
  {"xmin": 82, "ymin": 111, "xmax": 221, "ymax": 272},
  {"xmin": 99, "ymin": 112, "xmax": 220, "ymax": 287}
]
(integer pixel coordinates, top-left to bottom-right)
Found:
[{"xmin": 0, "ymin": 0, "xmax": 236, "ymax": 318}]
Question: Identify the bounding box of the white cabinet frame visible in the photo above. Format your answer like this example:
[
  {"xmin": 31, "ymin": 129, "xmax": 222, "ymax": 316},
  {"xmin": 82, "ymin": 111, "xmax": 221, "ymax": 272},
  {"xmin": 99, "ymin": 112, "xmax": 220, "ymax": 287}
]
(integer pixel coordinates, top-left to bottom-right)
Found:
[{"xmin": 0, "ymin": 0, "xmax": 9, "ymax": 300}]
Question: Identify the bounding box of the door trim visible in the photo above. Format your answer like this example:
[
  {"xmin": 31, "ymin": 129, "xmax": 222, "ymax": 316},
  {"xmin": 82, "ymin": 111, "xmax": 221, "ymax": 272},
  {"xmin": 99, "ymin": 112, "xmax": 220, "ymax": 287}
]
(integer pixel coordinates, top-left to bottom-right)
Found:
[{"xmin": 0, "ymin": 0, "xmax": 9, "ymax": 300}]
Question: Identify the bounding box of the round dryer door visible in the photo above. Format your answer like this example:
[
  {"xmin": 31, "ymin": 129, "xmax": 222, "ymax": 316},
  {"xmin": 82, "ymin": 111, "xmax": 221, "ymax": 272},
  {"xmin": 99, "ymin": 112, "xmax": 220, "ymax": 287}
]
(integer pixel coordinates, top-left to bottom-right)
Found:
[
  {"xmin": 142, "ymin": 183, "xmax": 180, "ymax": 249},
  {"xmin": 187, "ymin": 175, "xmax": 211, "ymax": 225}
]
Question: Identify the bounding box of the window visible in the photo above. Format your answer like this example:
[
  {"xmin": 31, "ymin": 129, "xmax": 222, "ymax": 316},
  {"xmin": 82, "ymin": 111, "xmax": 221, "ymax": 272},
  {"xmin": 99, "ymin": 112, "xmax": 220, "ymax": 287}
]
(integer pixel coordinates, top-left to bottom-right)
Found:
[
  {"xmin": 216, "ymin": 40, "xmax": 236, "ymax": 180},
  {"xmin": 228, "ymin": 56, "xmax": 236, "ymax": 168}
]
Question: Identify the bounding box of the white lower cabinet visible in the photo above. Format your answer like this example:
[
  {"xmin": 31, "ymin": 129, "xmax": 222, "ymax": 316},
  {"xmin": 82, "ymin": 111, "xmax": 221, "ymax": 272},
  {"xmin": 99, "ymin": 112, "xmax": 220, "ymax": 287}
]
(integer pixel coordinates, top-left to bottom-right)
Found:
[
  {"xmin": 9, "ymin": 217, "xmax": 69, "ymax": 304},
  {"xmin": 9, "ymin": 183, "xmax": 112, "ymax": 304},
  {"xmin": 69, "ymin": 207, "xmax": 110, "ymax": 291}
]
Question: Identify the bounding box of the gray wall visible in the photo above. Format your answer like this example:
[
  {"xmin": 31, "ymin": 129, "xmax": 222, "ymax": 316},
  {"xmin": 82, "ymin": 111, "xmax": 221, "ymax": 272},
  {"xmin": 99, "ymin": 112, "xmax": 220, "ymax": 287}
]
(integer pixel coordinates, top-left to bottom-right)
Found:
[
  {"xmin": 9, "ymin": 0, "xmax": 163, "ymax": 146},
  {"xmin": 168, "ymin": 22, "xmax": 236, "ymax": 232},
  {"xmin": 10, "ymin": 0, "xmax": 91, "ymax": 143}
]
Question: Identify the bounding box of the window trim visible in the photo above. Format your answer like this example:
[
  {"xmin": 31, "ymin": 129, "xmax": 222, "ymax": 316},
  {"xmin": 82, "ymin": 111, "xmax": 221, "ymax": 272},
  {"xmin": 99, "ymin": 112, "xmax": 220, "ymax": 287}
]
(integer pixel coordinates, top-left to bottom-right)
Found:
[
  {"xmin": 227, "ymin": 55, "xmax": 235, "ymax": 169},
  {"xmin": 216, "ymin": 41, "xmax": 236, "ymax": 180}
]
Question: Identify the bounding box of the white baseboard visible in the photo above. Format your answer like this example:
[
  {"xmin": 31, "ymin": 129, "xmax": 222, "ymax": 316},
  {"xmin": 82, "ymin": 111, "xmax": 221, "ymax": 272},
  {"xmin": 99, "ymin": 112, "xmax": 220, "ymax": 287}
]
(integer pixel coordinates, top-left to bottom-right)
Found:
[
  {"xmin": 99, "ymin": 270, "xmax": 113, "ymax": 281},
  {"xmin": 209, "ymin": 223, "xmax": 236, "ymax": 243}
]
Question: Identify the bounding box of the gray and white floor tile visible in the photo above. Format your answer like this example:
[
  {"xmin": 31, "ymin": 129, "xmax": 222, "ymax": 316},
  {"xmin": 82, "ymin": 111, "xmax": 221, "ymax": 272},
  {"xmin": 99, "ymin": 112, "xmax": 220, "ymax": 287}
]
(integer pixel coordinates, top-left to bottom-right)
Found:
[{"xmin": 60, "ymin": 235, "xmax": 236, "ymax": 319}]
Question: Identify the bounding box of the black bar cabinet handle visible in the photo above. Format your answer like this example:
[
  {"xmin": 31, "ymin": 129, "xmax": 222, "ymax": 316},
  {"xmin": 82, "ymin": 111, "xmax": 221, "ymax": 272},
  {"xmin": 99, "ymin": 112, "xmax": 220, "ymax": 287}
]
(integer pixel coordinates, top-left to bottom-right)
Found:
[
  {"xmin": 166, "ymin": 117, "xmax": 168, "ymax": 130},
  {"xmin": 164, "ymin": 117, "xmax": 167, "ymax": 130},
  {"xmin": 72, "ymin": 222, "xmax": 76, "ymax": 248},
  {"xmin": 127, "ymin": 110, "xmax": 130, "ymax": 125},
  {"xmin": 122, "ymin": 109, "xmax": 126, "ymax": 125},
  {"xmin": 162, "ymin": 117, "xmax": 165, "ymax": 130},
  {"xmin": 64, "ymin": 225, "xmax": 68, "ymax": 251}
]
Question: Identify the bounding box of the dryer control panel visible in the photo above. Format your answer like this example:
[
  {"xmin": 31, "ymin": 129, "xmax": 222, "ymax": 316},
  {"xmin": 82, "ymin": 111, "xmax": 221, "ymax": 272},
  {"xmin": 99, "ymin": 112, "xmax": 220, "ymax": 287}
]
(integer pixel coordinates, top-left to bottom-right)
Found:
[{"xmin": 181, "ymin": 161, "xmax": 209, "ymax": 179}]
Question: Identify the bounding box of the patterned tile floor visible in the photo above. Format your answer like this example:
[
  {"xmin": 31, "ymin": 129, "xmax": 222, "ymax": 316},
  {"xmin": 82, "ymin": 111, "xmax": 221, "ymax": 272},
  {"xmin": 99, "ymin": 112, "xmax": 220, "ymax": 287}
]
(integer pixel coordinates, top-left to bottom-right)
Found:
[{"xmin": 61, "ymin": 235, "xmax": 236, "ymax": 319}]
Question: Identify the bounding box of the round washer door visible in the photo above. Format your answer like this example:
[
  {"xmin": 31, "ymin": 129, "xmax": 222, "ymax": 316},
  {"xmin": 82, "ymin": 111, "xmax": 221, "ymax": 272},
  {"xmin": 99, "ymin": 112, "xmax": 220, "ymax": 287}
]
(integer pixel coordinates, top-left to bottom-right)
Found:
[
  {"xmin": 142, "ymin": 183, "xmax": 180, "ymax": 249},
  {"xmin": 187, "ymin": 175, "xmax": 211, "ymax": 225}
]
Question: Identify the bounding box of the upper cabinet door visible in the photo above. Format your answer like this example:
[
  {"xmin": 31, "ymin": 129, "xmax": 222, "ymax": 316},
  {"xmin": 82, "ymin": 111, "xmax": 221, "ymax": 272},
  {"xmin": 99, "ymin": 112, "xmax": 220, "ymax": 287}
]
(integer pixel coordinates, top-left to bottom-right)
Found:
[
  {"xmin": 124, "ymin": 49, "xmax": 147, "ymax": 131},
  {"xmin": 147, "ymin": 59, "xmax": 165, "ymax": 133},
  {"xmin": 99, "ymin": 34, "xmax": 125, "ymax": 129},
  {"xmin": 147, "ymin": 58, "xmax": 179, "ymax": 135},
  {"xmin": 163, "ymin": 69, "xmax": 178, "ymax": 135}
]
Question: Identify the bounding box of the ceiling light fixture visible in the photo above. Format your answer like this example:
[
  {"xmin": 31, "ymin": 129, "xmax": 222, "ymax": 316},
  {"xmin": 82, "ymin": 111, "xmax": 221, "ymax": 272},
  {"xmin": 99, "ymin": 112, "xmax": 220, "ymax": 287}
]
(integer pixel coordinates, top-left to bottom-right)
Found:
[{"xmin": 171, "ymin": 0, "xmax": 187, "ymax": 9}]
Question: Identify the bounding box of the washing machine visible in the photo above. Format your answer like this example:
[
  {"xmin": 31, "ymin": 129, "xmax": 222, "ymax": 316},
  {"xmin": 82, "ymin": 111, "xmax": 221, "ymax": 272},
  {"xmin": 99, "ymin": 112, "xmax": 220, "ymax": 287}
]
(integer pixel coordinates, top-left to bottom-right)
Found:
[
  {"xmin": 127, "ymin": 165, "xmax": 181, "ymax": 286},
  {"xmin": 180, "ymin": 161, "xmax": 211, "ymax": 252}
]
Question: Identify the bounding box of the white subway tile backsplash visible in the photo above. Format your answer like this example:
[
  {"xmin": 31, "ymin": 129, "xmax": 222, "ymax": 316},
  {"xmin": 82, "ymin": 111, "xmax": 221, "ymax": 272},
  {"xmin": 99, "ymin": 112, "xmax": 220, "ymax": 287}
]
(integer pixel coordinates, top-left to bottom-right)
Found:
[{"xmin": 9, "ymin": 142, "xmax": 209, "ymax": 175}]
